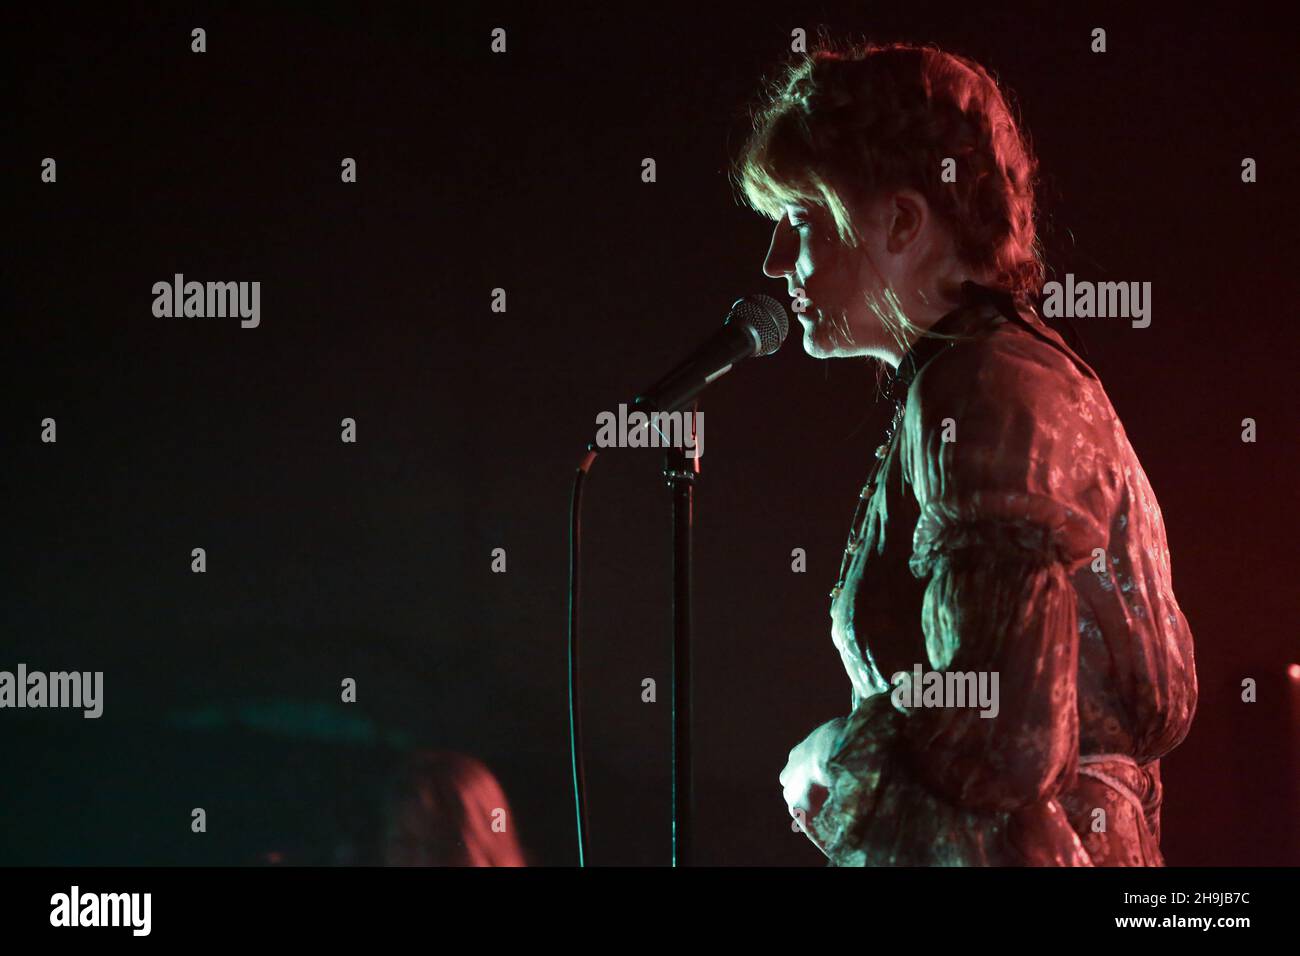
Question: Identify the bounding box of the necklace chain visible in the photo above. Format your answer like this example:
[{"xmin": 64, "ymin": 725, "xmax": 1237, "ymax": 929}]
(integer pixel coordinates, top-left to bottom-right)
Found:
[
  {"xmin": 829, "ymin": 403, "xmax": 905, "ymax": 603},
  {"xmin": 828, "ymin": 298, "xmax": 1003, "ymax": 603}
]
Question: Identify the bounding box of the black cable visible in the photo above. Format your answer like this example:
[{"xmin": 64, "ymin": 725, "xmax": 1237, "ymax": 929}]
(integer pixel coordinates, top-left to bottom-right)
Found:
[{"xmin": 568, "ymin": 444, "xmax": 597, "ymax": 866}]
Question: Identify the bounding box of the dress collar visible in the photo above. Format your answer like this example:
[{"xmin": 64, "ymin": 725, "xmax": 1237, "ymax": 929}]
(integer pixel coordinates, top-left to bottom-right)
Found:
[{"xmin": 887, "ymin": 281, "xmax": 1018, "ymax": 405}]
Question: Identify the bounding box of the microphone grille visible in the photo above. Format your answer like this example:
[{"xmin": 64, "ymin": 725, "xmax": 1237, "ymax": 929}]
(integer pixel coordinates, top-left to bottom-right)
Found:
[{"xmin": 729, "ymin": 294, "xmax": 789, "ymax": 357}]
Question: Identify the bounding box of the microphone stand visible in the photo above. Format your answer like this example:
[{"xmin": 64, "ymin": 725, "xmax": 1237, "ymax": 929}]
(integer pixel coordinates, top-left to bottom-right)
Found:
[{"xmin": 662, "ymin": 403, "xmax": 699, "ymax": 867}]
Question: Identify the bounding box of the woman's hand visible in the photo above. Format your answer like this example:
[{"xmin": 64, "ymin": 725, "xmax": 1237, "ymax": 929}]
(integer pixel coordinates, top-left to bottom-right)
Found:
[{"xmin": 779, "ymin": 716, "xmax": 847, "ymax": 848}]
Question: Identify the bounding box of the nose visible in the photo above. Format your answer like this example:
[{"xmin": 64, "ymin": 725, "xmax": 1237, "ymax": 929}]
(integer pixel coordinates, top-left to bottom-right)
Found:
[{"xmin": 762, "ymin": 219, "xmax": 794, "ymax": 280}]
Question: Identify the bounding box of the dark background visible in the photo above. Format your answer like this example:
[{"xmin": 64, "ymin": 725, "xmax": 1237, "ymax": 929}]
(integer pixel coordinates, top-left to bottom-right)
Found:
[{"xmin": 4, "ymin": 1, "xmax": 1297, "ymax": 866}]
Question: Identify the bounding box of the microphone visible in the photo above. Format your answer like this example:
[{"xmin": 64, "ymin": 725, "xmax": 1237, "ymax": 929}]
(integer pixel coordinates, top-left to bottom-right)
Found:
[
  {"xmin": 633, "ymin": 294, "xmax": 789, "ymax": 414},
  {"xmin": 573, "ymin": 295, "xmax": 787, "ymax": 865}
]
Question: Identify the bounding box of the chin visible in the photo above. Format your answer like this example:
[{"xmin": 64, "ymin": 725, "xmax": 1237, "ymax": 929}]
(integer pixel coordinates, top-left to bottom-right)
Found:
[
  {"xmin": 802, "ymin": 339, "xmax": 836, "ymax": 359},
  {"xmin": 800, "ymin": 320, "xmax": 849, "ymax": 359}
]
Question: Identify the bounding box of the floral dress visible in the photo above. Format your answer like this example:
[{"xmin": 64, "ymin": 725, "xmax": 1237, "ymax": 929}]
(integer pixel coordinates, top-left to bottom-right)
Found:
[{"xmin": 805, "ymin": 283, "xmax": 1198, "ymax": 866}]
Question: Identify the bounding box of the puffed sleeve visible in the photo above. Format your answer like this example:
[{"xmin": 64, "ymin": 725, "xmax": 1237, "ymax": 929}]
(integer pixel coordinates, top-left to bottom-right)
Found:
[{"xmin": 810, "ymin": 331, "xmax": 1116, "ymax": 865}]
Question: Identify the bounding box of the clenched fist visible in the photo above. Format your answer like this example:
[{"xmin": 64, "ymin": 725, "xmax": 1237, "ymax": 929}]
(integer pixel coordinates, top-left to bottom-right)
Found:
[{"xmin": 779, "ymin": 716, "xmax": 848, "ymax": 851}]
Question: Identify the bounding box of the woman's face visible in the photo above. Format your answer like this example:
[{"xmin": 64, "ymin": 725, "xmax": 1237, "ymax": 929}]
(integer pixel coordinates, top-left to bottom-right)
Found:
[{"xmin": 761, "ymin": 194, "xmax": 925, "ymax": 363}]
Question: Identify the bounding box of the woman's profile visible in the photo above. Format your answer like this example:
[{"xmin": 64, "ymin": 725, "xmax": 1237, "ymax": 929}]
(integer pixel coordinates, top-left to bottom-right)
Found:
[{"xmin": 735, "ymin": 40, "xmax": 1198, "ymax": 865}]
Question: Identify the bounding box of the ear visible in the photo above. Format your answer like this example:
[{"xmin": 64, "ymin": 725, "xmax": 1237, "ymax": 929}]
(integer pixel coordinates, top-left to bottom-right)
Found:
[{"xmin": 883, "ymin": 189, "xmax": 929, "ymax": 255}]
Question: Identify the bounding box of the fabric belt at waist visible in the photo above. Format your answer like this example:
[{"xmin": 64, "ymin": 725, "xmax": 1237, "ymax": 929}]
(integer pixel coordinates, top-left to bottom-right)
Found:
[{"xmin": 1076, "ymin": 753, "xmax": 1159, "ymax": 822}]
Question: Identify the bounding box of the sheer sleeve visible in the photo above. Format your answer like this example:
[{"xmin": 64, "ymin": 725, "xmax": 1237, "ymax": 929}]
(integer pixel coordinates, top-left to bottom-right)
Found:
[{"xmin": 810, "ymin": 332, "xmax": 1118, "ymax": 865}]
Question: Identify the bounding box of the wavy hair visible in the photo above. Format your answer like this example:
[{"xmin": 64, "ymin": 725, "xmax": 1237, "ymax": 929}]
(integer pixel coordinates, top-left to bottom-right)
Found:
[
  {"xmin": 382, "ymin": 750, "xmax": 527, "ymax": 867},
  {"xmin": 733, "ymin": 39, "xmax": 1043, "ymax": 354}
]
